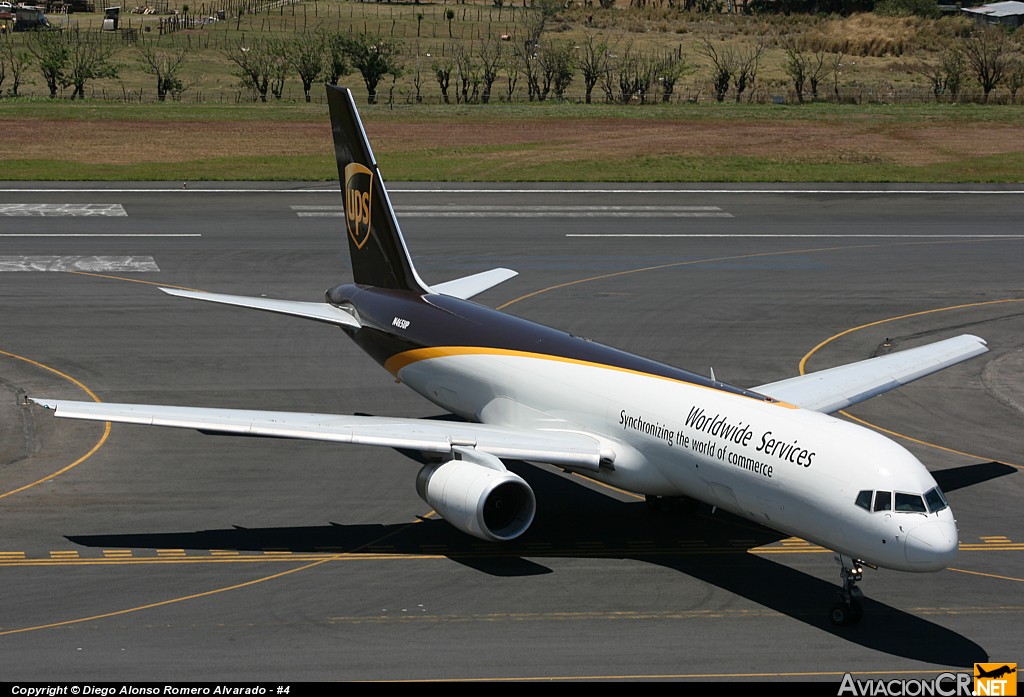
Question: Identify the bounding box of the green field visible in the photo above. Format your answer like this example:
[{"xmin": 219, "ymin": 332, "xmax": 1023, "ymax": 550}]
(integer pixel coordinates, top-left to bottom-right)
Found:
[{"xmin": 1, "ymin": 1, "xmax": 1022, "ymax": 181}]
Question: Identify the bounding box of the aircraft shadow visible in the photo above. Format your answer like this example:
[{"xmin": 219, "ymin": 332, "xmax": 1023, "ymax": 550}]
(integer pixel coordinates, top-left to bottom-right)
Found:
[
  {"xmin": 67, "ymin": 460, "xmax": 987, "ymax": 665},
  {"xmin": 932, "ymin": 461, "xmax": 1017, "ymax": 493}
]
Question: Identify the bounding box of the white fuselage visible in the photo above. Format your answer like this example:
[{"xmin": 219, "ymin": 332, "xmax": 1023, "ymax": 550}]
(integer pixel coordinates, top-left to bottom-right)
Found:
[{"xmin": 395, "ymin": 350, "xmax": 959, "ymax": 573}]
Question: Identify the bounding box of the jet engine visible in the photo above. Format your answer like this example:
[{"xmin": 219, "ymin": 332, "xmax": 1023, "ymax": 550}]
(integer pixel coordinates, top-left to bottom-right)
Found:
[{"xmin": 415, "ymin": 449, "xmax": 536, "ymax": 542}]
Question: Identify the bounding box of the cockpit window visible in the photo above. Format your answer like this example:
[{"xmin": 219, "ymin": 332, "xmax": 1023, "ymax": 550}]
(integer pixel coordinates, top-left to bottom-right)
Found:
[
  {"xmin": 873, "ymin": 491, "xmax": 892, "ymax": 512},
  {"xmin": 855, "ymin": 490, "xmax": 872, "ymax": 511},
  {"xmin": 861, "ymin": 490, "xmax": 940, "ymax": 514},
  {"xmin": 895, "ymin": 493, "xmax": 927, "ymax": 513},
  {"xmin": 924, "ymin": 487, "xmax": 948, "ymax": 514}
]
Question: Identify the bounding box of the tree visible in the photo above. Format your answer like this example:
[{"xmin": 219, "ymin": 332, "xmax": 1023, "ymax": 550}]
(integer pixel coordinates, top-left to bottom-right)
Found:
[
  {"xmin": 733, "ymin": 38, "xmax": 765, "ymax": 103},
  {"xmin": 655, "ymin": 51, "xmax": 692, "ymax": 104},
  {"xmin": 829, "ymin": 52, "xmax": 844, "ymax": 101},
  {"xmin": 0, "ymin": 33, "xmax": 32, "ymax": 97},
  {"xmin": 807, "ymin": 51, "xmax": 835, "ymax": 101},
  {"xmin": 223, "ymin": 37, "xmax": 274, "ymax": 102},
  {"xmin": 55, "ymin": 33, "xmax": 119, "ymax": 100},
  {"xmin": 285, "ymin": 32, "xmax": 325, "ymax": 103},
  {"xmin": 453, "ymin": 44, "xmax": 479, "ymax": 103},
  {"xmin": 781, "ymin": 38, "xmax": 809, "ymax": 104},
  {"xmin": 697, "ymin": 38, "xmax": 735, "ymax": 103},
  {"xmin": 137, "ymin": 42, "xmax": 189, "ymax": 102},
  {"xmin": 324, "ymin": 32, "xmax": 351, "ymax": 87},
  {"xmin": 578, "ymin": 33, "xmax": 612, "ymax": 105},
  {"xmin": 961, "ymin": 28, "xmax": 1014, "ymax": 103},
  {"xmin": 1008, "ymin": 59, "xmax": 1024, "ymax": 103},
  {"xmin": 502, "ymin": 48, "xmax": 520, "ymax": 101},
  {"xmin": 477, "ymin": 38, "xmax": 502, "ymax": 104},
  {"xmin": 942, "ymin": 48, "xmax": 966, "ymax": 102},
  {"xmin": 908, "ymin": 48, "xmax": 964, "ymax": 103},
  {"xmin": 411, "ymin": 49, "xmax": 424, "ymax": 104},
  {"xmin": 26, "ymin": 29, "xmax": 68, "ymax": 99},
  {"xmin": 266, "ymin": 37, "xmax": 288, "ymax": 101},
  {"xmin": 603, "ymin": 43, "xmax": 639, "ymax": 103},
  {"xmin": 610, "ymin": 46, "xmax": 656, "ymax": 104},
  {"xmin": 432, "ymin": 53, "xmax": 453, "ymax": 104},
  {"xmin": 627, "ymin": 52, "xmax": 655, "ymax": 104},
  {"xmin": 514, "ymin": 41, "xmax": 542, "ymax": 101},
  {"xmin": 538, "ymin": 40, "xmax": 575, "ymax": 101},
  {"xmin": 338, "ymin": 32, "xmax": 403, "ymax": 105}
]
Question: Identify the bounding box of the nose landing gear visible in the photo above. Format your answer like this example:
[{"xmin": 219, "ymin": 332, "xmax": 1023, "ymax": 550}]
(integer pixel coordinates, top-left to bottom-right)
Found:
[{"xmin": 830, "ymin": 554, "xmax": 865, "ymax": 626}]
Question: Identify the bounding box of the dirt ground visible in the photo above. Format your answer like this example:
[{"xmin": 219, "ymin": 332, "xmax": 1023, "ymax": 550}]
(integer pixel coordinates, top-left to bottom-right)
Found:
[{"xmin": 3, "ymin": 115, "xmax": 1023, "ymax": 172}]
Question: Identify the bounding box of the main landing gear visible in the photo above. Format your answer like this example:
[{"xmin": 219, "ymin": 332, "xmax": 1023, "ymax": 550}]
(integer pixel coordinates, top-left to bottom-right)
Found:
[
  {"xmin": 830, "ymin": 554, "xmax": 865, "ymax": 626},
  {"xmin": 645, "ymin": 494, "xmax": 700, "ymax": 515}
]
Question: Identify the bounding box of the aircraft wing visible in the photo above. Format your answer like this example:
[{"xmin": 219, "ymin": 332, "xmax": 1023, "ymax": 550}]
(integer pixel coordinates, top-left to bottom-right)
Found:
[
  {"xmin": 159, "ymin": 288, "xmax": 361, "ymax": 328},
  {"xmin": 754, "ymin": 334, "xmax": 988, "ymax": 414},
  {"xmin": 30, "ymin": 399, "xmax": 607, "ymax": 470}
]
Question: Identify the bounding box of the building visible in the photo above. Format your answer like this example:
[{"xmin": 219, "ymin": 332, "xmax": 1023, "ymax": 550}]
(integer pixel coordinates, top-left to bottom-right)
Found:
[{"xmin": 962, "ymin": 1, "xmax": 1024, "ymax": 28}]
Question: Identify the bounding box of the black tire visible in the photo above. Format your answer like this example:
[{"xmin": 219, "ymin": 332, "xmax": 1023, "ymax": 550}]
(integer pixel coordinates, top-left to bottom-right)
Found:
[
  {"xmin": 849, "ymin": 598, "xmax": 864, "ymax": 625},
  {"xmin": 830, "ymin": 603, "xmax": 850, "ymax": 626}
]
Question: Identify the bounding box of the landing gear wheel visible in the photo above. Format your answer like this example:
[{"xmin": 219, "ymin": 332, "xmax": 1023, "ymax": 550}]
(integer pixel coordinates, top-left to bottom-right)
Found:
[
  {"xmin": 830, "ymin": 597, "xmax": 863, "ymax": 626},
  {"xmin": 644, "ymin": 495, "xmax": 698, "ymax": 515},
  {"xmin": 830, "ymin": 554, "xmax": 867, "ymax": 626},
  {"xmin": 830, "ymin": 602, "xmax": 850, "ymax": 626},
  {"xmin": 850, "ymin": 598, "xmax": 864, "ymax": 624}
]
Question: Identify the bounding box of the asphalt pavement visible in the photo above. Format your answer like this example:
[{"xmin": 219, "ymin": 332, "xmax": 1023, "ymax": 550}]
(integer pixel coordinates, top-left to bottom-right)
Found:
[{"xmin": 1, "ymin": 182, "xmax": 1021, "ymax": 681}]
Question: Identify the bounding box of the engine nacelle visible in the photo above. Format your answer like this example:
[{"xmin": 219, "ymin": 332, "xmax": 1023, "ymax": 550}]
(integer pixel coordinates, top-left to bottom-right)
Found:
[{"xmin": 416, "ymin": 454, "xmax": 536, "ymax": 542}]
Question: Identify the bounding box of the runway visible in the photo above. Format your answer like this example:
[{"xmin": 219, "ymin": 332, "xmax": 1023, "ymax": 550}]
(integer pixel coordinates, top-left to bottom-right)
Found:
[{"xmin": 1, "ymin": 182, "xmax": 1022, "ymax": 682}]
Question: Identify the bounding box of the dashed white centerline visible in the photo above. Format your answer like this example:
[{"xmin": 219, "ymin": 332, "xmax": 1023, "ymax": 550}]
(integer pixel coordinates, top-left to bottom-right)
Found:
[
  {"xmin": 0, "ymin": 234, "xmax": 200, "ymax": 237},
  {"xmin": 567, "ymin": 234, "xmax": 1024, "ymax": 238},
  {"xmin": 291, "ymin": 205, "xmax": 732, "ymax": 219}
]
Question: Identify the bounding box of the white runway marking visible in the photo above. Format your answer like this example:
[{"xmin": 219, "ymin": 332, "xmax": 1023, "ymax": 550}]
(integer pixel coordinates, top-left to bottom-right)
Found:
[
  {"xmin": 292, "ymin": 205, "xmax": 732, "ymax": 218},
  {"xmin": 388, "ymin": 188, "xmax": 1024, "ymax": 195},
  {"xmin": 0, "ymin": 256, "xmax": 160, "ymax": 272},
  {"xmin": 391, "ymin": 188, "xmax": 1024, "ymax": 195},
  {"xmin": 0, "ymin": 234, "xmax": 200, "ymax": 237},
  {"xmin": 0, "ymin": 204, "xmax": 126, "ymax": 216},
  {"xmin": 567, "ymin": 234, "xmax": 1024, "ymax": 238}
]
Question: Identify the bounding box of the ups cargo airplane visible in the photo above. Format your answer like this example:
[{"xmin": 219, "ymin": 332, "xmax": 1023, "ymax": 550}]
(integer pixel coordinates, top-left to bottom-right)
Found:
[{"xmin": 33, "ymin": 85, "xmax": 988, "ymax": 626}]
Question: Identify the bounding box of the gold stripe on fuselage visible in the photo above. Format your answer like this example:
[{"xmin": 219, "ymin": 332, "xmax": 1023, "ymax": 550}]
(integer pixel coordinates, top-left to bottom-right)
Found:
[{"xmin": 383, "ymin": 346, "xmax": 796, "ymax": 408}]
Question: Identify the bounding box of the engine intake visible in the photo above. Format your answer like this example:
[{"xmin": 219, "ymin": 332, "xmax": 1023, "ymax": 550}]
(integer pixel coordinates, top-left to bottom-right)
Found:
[{"xmin": 416, "ymin": 454, "xmax": 536, "ymax": 542}]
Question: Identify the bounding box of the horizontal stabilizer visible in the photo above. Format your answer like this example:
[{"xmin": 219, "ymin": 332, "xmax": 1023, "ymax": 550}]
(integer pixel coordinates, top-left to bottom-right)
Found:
[
  {"xmin": 755, "ymin": 334, "xmax": 988, "ymax": 414},
  {"xmin": 431, "ymin": 268, "xmax": 518, "ymax": 300},
  {"xmin": 31, "ymin": 399, "xmax": 608, "ymax": 470},
  {"xmin": 160, "ymin": 287, "xmax": 360, "ymax": 328}
]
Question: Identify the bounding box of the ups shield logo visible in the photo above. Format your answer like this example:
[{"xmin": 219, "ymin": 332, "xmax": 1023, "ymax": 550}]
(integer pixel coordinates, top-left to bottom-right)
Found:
[{"xmin": 344, "ymin": 162, "xmax": 374, "ymax": 250}]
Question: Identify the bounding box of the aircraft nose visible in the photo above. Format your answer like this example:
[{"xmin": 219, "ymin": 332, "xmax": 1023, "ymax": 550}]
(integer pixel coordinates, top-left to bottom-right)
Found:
[{"xmin": 905, "ymin": 520, "xmax": 958, "ymax": 570}]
